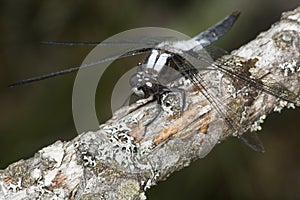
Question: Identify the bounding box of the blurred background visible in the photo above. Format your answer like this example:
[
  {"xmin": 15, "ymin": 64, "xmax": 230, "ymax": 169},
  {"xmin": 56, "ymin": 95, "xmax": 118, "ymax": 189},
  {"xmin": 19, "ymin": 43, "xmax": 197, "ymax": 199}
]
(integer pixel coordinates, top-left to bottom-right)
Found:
[{"xmin": 1, "ymin": 0, "xmax": 300, "ymax": 199}]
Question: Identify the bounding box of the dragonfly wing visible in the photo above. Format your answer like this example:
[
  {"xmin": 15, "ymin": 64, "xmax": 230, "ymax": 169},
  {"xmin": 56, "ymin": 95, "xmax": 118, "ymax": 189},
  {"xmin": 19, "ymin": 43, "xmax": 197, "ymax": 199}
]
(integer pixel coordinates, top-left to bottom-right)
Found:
[
  {"xmin": 171, "ymin": 53, "xmax": 279, "ymax": 152},
  {"xmin": 9, "ymin": 47, "xmax": 153, "ymax": 87},
  {"xmin": 180, "ymin": 50, "xmax": 300, "ymax": 106},
  {"xmin": 171, "ymin": 55, "xmax": 246, "ymax": 134},
  {"xmin": 240, "ymin": 132, "xmax": 265, "ymax": 152},
  {"xmin": 40, "ymin": 36, "xmax": 179, "ymax": 47},
  {"xmin": 203, "ymin": 45, "xmax": 228, "ymax": 60},
  {"xmin": 193, "ymin": 11, "xmax": 240, "ymax": 47}
]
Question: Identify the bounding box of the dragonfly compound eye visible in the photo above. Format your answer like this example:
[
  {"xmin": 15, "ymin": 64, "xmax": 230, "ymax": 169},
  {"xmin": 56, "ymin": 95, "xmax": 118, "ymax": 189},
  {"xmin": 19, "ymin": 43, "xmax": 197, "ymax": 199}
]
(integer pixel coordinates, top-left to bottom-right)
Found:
[{"xmin": 132, "ymin": 87, "xmax": 145, "ymax": 97}]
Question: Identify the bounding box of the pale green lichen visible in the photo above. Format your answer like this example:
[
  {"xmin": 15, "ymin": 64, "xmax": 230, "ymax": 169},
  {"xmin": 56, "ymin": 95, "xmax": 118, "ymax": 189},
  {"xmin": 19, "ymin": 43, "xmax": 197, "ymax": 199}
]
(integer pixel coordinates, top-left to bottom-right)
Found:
[{"xmin": 117, "ymin": 179, "xmax": 141, "ymax": 200}]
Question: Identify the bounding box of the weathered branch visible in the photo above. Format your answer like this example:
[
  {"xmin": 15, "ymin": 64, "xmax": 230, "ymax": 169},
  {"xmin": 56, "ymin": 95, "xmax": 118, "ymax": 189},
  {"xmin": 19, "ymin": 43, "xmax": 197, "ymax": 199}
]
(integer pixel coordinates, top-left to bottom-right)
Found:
[{"xmin": 1, "ymin": 7, "xmax": 299, "ymax": 200}]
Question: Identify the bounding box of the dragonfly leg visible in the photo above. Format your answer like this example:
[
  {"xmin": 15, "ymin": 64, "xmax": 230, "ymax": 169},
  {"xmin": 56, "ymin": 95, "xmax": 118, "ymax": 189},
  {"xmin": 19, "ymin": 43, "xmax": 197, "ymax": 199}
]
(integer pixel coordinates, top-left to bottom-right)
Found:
[{"xmin": 144, "ymin": 96, "xmax": 163, "ymax": 133}]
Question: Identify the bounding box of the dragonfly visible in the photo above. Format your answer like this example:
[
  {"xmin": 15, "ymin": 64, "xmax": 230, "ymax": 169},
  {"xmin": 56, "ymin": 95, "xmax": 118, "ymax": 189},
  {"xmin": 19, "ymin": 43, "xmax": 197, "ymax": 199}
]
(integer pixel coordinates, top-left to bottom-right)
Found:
[{"xmin": 10, "ymin": 11, "xmax": 300, "ymax": 152}]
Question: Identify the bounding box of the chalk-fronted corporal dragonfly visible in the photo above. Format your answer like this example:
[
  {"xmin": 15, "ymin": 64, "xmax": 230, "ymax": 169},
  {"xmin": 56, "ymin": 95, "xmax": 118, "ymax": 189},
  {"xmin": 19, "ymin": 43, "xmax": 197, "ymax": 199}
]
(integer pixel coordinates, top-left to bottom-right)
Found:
[{"xmin": 10, "ymin": 11, "xmax": 300, "ymax": 152}]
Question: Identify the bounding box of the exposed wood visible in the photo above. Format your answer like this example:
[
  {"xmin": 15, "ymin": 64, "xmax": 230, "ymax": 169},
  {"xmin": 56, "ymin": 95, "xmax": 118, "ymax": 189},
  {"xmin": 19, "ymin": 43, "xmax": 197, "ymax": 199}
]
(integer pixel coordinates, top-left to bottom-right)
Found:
[{"xmin": 0, "ymin": 7, "xmax": 299, "ymax": 200}]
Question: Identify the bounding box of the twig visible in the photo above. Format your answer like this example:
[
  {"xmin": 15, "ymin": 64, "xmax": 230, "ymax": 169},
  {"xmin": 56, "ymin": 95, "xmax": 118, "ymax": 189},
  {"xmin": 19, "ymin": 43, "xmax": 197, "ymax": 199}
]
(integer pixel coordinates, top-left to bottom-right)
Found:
[{"xmin": 0, "ymin": 7, "xmax": 299, "ymax": 200}]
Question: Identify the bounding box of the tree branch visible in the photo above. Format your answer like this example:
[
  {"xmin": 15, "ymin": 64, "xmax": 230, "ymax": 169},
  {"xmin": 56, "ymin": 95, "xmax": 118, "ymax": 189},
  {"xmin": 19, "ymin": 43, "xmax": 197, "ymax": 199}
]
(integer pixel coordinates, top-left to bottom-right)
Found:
[{"xmin": 1, "ymin": 7, "xmax": 299, "ymax": 200}]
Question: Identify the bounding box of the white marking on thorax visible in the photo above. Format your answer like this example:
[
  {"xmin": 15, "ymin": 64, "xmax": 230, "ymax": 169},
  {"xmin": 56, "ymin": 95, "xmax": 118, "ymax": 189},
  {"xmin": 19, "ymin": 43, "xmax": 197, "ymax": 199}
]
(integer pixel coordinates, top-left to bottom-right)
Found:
[
  {"xmin": 146, "ymin": 50, "xmax": 159, "ymax": 69},
  {"xmin": 153, "ymin": 53, "xmax": 171, "ymax": 72}
]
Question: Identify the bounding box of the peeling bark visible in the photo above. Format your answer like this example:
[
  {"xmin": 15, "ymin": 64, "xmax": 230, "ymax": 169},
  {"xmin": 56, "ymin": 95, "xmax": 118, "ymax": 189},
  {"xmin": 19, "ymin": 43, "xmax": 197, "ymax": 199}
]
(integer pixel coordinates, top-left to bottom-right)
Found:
[{"xmin": 1, "ymin": 7, "xmax": 299, "ymax": 200}]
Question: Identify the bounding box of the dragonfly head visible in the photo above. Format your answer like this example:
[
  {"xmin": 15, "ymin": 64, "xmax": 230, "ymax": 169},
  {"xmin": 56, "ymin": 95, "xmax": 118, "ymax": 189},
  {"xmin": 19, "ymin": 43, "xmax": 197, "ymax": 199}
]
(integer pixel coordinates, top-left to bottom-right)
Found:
[
  {"xmin": 130, "ymin": 72, "xmax": 160, "ymax": 98},
  {"xmin": 131, "ymin": 86, "xmax": 145, "ymax": 97}
]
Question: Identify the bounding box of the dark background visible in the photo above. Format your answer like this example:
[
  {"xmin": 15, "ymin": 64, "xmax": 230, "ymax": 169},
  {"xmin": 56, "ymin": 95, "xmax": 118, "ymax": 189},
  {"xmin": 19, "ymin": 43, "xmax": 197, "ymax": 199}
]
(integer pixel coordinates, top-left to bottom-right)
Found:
[{"xmin": 1, "ymin": 0, "xmax": 300, "ymax": 199}]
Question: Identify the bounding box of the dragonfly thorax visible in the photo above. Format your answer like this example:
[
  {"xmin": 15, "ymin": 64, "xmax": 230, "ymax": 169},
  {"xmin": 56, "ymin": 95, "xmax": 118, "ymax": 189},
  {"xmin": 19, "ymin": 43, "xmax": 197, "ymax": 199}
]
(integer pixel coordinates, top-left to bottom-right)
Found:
[
  {"xmin": 130, "ymin": 49, "xmax": 172, "ymax": 97},
  {"xmin": 144, "ymin": 49, "xmax": 172, "ymax": 74}
]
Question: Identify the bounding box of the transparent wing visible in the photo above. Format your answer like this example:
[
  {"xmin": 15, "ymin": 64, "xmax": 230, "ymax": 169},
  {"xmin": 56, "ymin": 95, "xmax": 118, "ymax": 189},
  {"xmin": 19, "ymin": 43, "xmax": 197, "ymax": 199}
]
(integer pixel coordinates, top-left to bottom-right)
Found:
[
  {"xmin": 193, "ymin": 11, "xmax": 240, "ymax": 47},
  {"xmin": 9, "ymin": 47, "xmax": 153, "ymax": 87},
  {"xmin": 171, "ymin": 54, "xmax": 243, "ymax": 131},
  {"xmin": 156, "ymin": 47, "xmax": 220, "ymax": 86},
  {"xmin": 171, "ymin": 54, "xmax": 266, "ymax": 152},
  {"xmin": 170, "ymin": 47, "xmax": 299, "ymax": 151},
  {"xmin": 240, "ymin": 132, "xmax": 265, "ymax": 152},
  {"xmin": 40, "ymin": 36, "xmax": 178, "ymax": 47},
  {"xmin": 181, "ymin": 49, "xmax": 300, "ymax": 106},
  {"xmin": 10, "ymin": 33, "xmax": 186, "ymax": 87},
  {"xmin": 204, "ymin": 45, "xmax": 228, "ymax": 60}
]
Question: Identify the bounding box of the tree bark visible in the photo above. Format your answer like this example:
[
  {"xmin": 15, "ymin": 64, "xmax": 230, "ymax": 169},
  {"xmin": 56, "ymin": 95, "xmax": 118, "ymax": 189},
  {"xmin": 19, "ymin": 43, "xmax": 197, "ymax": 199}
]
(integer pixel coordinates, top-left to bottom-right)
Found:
[{"xmin": 0, "ymin": 7, "xmax": 299, "ymax": 200}]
